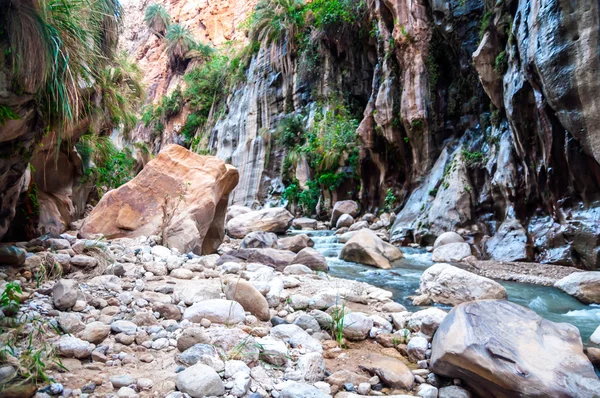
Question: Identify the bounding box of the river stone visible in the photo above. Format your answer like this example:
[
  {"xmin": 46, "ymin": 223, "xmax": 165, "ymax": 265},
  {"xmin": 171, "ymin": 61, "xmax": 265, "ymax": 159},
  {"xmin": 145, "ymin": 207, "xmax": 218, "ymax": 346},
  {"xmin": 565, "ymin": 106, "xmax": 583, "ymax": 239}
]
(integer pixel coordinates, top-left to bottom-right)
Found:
[
  {"xmin": 56, "ymin": 336, "xmax": 93, "ymax": 359},
  {"xmin": 0, "ymin": 245, "xmax": 26, "ymax": 265},
  {"xmin": 284, "ymin": 264, "xmax": 314, "ymax": 275},
  {"xmin": 439, "ymin": 386, "xmax": 471, "ymax": 398},
  {"xmin": 298, "ymin": 352, "xmax": 325, "ymax": 382},
  {"xmin": 292, "ymin": 247, "xmax": 328, "ymax": 272},
  {"xmin": 227, "ymin": 205, "xmax": 252, "ymax": 222},
  {"xmin": 178, "ymin": 284, "xmax": 221, "ymax": 305},
  {"xmin": 152, "ymin": 303, "xmax": 182, "ymax": 320},
  {"xmin": 417, "ymin": 263, "xmax": 507, "ymax": 306},
  {"xmin": 227, "ymin": 207, "xmax": 294, "ymax": 239},
  {"xmin": 431, "ymin": 300, "xmax": 600, "ymax": 397},
  {"xmin": 57, "ymin": 313, "xmax": 85, "ymax": 334},
  {"xmin": 240, "ymin": 231, "xmax": 278, "ymax": 249},
  {"xmin": 183, "ymin": 299, "xmax": 246, "ymax": 324},
  {"xmin": 110, "ymin": 375, "xmax": 136, "ymax": 389},
  {"xmin": 590, "ymin": 326, "xmax": 600, "ymax": 345},
  {"xmin": 331, "ymin": 200, "xmax": 359, "ymax": 226},
  {"xmin": 70, "ymin": 254, "xmax": 98, "ymax": 268},
  {"xmin": 177, "ymin": 343, "xmax": 224, "ymax": 371},
  {"xmin": 111, "ymin": 320, "xmax": 137, "ymax": 335},
  {"xmin": 176, "ymin": 363, "xmax": 225, "ymax": 397},
  {"xmin": 144, "ymin": 262, "xmax": 168, "ymax": 276},
  {"xmin": 293, "ymin": 217, "xmax": 318, "ymax": 229},
  {"xmin": 407, "ymin": 336, "xmax": 428, "ymax": 362},
  {"xmin": 170, "ymin": 268, "xmax": 193, "ymax": 279},
  {"xmin": 280, "ymin": 381, "xmax": 330, "ymax": 398},
  {"xmin": 431, "ymin": 242, "xmax": 471, "ymax": 262},
  {"xmin": 224, "ymin": 278, "xmax": 270, "ymax": 321},
  {"xmin": 270, "ymin": 324, "xmax": 323, "ymax": 353},
  {"xmin": 79, "ymin": 321, "xmax": 111, "ymax": 344},
  {"xmin": 342, "ymin": 312, "xmax": 373, "ymax": 341},
  {"xmin": 339, "ymin": 229, "xmax": 403, "ymax": 269},
  {"xmin": 177, "ymin": 327, "xmax": 209, "ymax": 351},
  {"xmin": 554, "ymin": 271, "xmax": 600, "ymax": 304},
  {"xmin": 293, "ymin": 314, "xmax": 321, "ymax": 332},
  {"xmin": 257, "ymin": 336, "xmax": 288, "ymax": 366},
  {"xmin": 278, "ymin": 234, "xmax": 314, "ymax": 253},
  {"xmin": 433, "ymin": 232, "xmax": 464, "ymax": 249},
  {"xmin": 52, "ymin": 279, "xmax": 79, "ymax": 311},
  {"xmin": 361, "ymin": 353, "xmax": 414, "ymax": 390},
  {"xmin": 336, "ymin": 214, "xmax": 355, "ymax": 229}
]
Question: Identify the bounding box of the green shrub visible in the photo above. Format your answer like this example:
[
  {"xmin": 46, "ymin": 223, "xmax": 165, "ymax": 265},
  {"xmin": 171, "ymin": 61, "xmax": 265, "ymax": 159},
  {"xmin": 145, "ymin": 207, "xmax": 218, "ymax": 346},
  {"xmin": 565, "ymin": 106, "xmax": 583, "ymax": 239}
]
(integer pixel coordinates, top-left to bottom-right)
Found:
[
  {"xmin": 479, "ymin": 11, "xmax": 493, "ymax": 39},
  {"xmin": 0, "ymin": 105, "xmax": 20, "ymax": 125},
  {"xmin": 494, "ymin": 50, "xmax": 507, "ymax": 74}
]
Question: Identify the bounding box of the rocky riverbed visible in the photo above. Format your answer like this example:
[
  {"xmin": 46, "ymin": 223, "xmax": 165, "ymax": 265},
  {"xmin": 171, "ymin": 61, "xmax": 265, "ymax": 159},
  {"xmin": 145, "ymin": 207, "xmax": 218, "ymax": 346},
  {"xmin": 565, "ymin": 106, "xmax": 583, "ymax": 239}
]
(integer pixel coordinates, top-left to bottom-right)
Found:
[{"xmin": 1, "ymin": 210, "xmax": 600, "ymax": 398}]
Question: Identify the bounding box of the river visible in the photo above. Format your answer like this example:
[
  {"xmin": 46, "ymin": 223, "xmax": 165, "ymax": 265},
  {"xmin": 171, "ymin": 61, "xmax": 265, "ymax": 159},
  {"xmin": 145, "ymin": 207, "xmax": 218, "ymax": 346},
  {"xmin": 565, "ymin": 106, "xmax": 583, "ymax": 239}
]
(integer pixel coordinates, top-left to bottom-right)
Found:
[{"xmin": 289, "ymin": 230, "xmax": 600, "ymax": 343}]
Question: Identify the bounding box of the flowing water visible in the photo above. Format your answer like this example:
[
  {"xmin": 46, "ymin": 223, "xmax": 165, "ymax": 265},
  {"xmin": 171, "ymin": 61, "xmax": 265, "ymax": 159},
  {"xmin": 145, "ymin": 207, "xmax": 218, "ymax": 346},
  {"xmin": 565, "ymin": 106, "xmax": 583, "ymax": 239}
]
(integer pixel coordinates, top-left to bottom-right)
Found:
[{"xmin": 289, "ymin": 230, "xmax": 600, "ymax": 343}]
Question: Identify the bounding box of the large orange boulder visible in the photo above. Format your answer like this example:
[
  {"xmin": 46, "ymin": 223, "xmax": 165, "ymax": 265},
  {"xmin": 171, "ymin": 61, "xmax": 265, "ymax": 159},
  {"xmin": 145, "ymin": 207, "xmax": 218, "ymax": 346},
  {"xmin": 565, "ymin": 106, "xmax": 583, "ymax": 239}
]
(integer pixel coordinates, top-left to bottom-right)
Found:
[{"xmin": 80, "ymin": 145, "xmax": 238, "ymax": 254}]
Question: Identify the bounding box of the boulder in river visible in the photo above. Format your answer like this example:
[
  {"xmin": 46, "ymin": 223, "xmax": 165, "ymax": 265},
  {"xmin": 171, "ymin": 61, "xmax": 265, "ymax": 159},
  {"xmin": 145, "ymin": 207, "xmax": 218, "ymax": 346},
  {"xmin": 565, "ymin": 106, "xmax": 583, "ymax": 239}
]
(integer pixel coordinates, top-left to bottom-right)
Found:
[
  {"xmin": 331, "ymin": 200, "xmax": 359, "ymax": 226},
  {"xmin": 431, "ymin": 300, "xmax": 600, "ymax": 397},
  {"xmin": 292, "ymin": 217, "xmax": 317, "ymax": 229},
  {"xmin": 554, "ymin": 271, "xmax": 600, "ymax": 304},
  {"xmin": 339, "ymin": 229, "xmax": 403, "ymax": 269},
  {"xmin": 80, "ymin": 145, "xmax": 239, "ymax": 255},
  {"xmin": 227, "ymin": 207, "xmax": 294, "ymax": 238},
  {"xmin": 415, "ymin": 263, "xmax": 507, "ymax": 306}
]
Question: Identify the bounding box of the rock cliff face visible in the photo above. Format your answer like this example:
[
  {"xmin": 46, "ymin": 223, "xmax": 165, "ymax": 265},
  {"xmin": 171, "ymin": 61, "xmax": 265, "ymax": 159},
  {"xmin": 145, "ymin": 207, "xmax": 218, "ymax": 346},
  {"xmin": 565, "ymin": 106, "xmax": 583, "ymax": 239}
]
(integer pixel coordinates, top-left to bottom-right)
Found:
[{"xmin": 113, "ymin": 0, "xmax": 600, "ymax": 268}]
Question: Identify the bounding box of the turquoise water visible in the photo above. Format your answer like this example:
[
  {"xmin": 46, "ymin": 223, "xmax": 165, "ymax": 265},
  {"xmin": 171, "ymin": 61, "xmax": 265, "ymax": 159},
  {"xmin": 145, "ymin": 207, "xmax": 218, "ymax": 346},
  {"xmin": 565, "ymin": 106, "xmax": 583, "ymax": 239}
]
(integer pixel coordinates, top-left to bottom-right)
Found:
[{"xmin": 289, "ymin": 230, "xmax": 600, "ymax": 344}]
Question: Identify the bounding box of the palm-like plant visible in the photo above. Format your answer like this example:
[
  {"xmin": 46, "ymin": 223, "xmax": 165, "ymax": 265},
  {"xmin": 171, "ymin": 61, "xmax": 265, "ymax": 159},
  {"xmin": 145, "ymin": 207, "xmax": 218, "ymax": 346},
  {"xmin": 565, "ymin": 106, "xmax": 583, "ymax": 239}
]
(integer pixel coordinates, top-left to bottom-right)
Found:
[
  {"xmin": 96, "ymin": 52, "xmax": 145, "ymax": 138},
  {"xmin": 166, "ymin": 23, "xmax": 196, "ymax": 69},
  {"xmin": 4, "ymin": 0, "xmax": 123, "ymax": 129},
  {"xmin": 249, "ymin": 0, "xmax": 305, "ymax": 75},
  {"xmin": 144, "ymin": 3, "xmax": 170, "ymax": 35}
]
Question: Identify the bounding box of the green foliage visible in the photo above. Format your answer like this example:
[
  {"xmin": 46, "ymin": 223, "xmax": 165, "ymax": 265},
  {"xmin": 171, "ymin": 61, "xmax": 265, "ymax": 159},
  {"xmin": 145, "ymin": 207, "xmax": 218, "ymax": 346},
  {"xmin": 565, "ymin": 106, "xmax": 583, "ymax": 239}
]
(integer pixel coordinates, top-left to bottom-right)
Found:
[
  {"xmin": 275, "ymin": 115, "xmax": 305, "ymax": 148},
  {"xmin": 479, "ymin": 11, "xmax": 493, "ymax": 39},
  {"xmin": 96, "ymin": 52, "xmax": 144, "ymax": 139},
  {"xmin": 5, "ymin": 0, "xmax": 124, "ymax": 131},
  {"xmin": 76, "ymin": 134, "xmax": 136, "ymax": 196},
  {"xmin": 0, "ymin": 282, "xmax": 22, "ymax": 316},
  {"xmin": 429, "ymin": 188, "xmax": 438, "ymax": 197},
  {"xmin": 329, "ymin": 302, "xmax": 347, "ymax": 347},
  {"xmin": 305, "ymin": 105, "xmax": 359, "ymax": 173},
  {"xmin": 249, "ymin": 0, "xmax": 305, "ymax": 48},
  {"xmin": 462, "ymin": 149, "xmax": 485, "ymax": 167},
  {"xmin": 308, "ymin": 0, "xmax": 364, "ymax": 29},
  {"xmin": 0, "ymin": 105, "xmax": 20, "ymax": 125},
  {"xmin": 494, "ymin": 50, "xmax": 507, "ymax": 74},
  {"xmin": 144, "ymin": 3, "xmax": 171, "ymax": 35},
  {"xmin": 384, "ymin": 188, "xmax": 396, "ymax": 211}
]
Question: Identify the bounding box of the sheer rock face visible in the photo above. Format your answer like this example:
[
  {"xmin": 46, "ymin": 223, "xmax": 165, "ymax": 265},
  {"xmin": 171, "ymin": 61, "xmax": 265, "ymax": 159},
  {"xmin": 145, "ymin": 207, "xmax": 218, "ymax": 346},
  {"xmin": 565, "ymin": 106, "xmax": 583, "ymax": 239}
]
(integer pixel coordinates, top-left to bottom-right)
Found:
[
  {"xmin": 80, "ymin": 145, "xmax": 238, "ymax": 254},
  {"xmin": 431, "ymin": 300, "xmax": 600, "ymax": 397}
]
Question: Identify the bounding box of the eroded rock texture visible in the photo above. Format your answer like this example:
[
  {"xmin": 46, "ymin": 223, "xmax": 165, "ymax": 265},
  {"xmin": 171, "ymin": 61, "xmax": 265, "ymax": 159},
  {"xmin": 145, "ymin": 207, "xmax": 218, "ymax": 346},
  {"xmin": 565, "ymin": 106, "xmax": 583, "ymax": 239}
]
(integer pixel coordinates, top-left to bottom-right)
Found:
[{"xmin": 80, "ymin": 145, "xmax": 238, "ymax": 254}]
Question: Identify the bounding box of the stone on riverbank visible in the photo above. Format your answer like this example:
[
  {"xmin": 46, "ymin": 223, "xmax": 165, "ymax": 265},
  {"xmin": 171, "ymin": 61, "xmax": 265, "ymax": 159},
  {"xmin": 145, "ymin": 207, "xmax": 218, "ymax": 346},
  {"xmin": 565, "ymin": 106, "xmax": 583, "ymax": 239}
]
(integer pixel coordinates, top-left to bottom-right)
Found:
[
  {"xmin": 227, "ymin": 207, "xmax": 293, "ymax": 238},
  {"xmin": 176, "ymin": 363, "xmax": 224, "ymax": 397},
  {"xmin": 278, "ymin": 234, "xmax": 314, "ymax": 253},
  {"xmin": 433, "ymin": 231, "xmax": 464, "ymax": 249},
  {"xmin": 431, "ymin": 300, "xmax": 600, "ymax": 397},
  {"xmin": 224, "ymin": 278, "xmax": 271, "ymax": 321},
  {"xmin": 80, "ymin": 145, "xmax": 239, "ymax": 255},
  {"xmin": 415, "ymin": 263, "xmax": 507, "ymax": 306},
  {"xmin": 183, "ymin": 299, "xmax": 246, "ymax": 324},
  {"xmin": 431, "ymin": 242, "xmax": 471, "ymax": 262},
  {"xmin": 339, "ymin": 229, "xmax": 403, "ymax": 269},
  {"xmin": 554, "ymin": 271, "xmax": 600, "ymax": 304}
]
